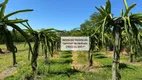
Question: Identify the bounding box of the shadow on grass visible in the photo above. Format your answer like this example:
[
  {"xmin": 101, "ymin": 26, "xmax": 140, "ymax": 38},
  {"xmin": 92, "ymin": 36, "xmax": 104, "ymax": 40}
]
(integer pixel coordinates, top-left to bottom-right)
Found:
[
  {"xmin": 136, "ymin": 57, "xmax": 142, "ymax": 62},
  {"xmin": 54, "ymin": 59, "xmax": 72, "ymax": 64},
  {"xmin": 95, "ymin": 63, "xmax": 135, "ymax": 70},
  {"xmin": 60, "ymin": 55, "xmax": 72, "ymax": 58},
  {"xmin": 17, "ymin": 49, "xmax": 28, "ymax": 52},
  {"xmin": 119, "ymin": 63, "xmax": 127, "ymax": 69},
  {"xmin": 44, "ymin": 58, "xmax": 72, "ymax": 65},
  {"xmin": 61, "ymin": 51, "xmax": 72, "ymax": 55},
  {"xmin": 95, "ymin": 65, "xmax": 112, "ymax": 69},
  {"xmin": 48, "ymin": 69, "xmax": 80, "ymax": 77},
  {"xmin": 119, "ymin": 63, "xmax": 135, "ymax": 70},
  {"xmin": 94, "ymin": 54, "xmax": 107, "ymax": 59},
  {"xmin": 103, "ymin": 65, "xmax": 112, "ymax": 68}
]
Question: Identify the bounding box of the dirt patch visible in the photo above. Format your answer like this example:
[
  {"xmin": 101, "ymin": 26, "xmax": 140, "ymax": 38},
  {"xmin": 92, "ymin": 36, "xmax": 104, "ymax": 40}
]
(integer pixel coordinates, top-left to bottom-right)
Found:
[
  {"xmin": 0, "ymin": 48, "xmax": 10, "ymax": 54},
  {"xmin": 71, "ymin": 51, "xmax": 99, "ymax": 72},
  {"xmin": 0, "ymin": 66, "xmax": 17, "ymax": 80},
  {"xmin": 104, "ymin": 51, "xmax": 113, "ymax": 58},
  {"xmin": 130, "ymin": 62, "xmax": 142, "ymax": 66},
  {"xmin": 72, "ymin": 64, "xmax": 98, "ymax": 72}
]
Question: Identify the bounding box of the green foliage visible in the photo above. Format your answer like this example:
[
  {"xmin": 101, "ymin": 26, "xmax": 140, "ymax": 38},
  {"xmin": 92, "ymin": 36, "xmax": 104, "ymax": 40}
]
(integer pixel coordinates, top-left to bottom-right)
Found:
[
  {"xmin": 92, "ymin": 0, "xmax": 142, "ymax": 79},
  {"xmin": 21, "ymin": 22, "xmax": 62, "ymax": 73},
  {"xmin": 68, "ymin": 28, "xmax": 82, "ymax": 36},
  {"xmin": 0, "ymin": 0, "xmax": 33, "ymax": 65},
  {"xmin": 0, "ymin": 43, "xmax": 30, "ymax": 78}
]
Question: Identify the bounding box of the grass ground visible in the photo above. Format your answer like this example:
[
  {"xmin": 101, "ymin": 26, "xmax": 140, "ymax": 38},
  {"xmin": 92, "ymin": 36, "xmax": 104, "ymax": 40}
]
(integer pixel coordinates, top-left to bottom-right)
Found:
[
  {"xmin": 0, "ymin": 43, "xmax": 142, "ymax": 80},
  {"xmin": 0, "ymin": 43, "xmax": 29, "ymax": 73}
]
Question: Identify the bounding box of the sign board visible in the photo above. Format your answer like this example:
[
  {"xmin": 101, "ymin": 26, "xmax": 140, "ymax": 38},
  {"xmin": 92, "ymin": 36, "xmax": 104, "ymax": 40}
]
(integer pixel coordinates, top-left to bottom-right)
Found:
[{"xmin": 61, "ymin": 37, "xmax": 89, "ymax": 51}]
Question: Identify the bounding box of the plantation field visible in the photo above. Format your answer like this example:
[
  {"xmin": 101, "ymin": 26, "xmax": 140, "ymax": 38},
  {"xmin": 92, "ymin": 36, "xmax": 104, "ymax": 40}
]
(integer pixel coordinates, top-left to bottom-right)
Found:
[{"xmin": 0, "ymin": 44, "xmax": 142, "ymax": 80}]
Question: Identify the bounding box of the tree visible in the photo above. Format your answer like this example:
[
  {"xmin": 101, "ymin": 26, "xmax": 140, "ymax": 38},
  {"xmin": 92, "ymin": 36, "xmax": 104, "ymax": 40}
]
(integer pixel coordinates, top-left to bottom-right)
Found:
[
  {"xmin": 21, "ymin": 22, "xmax": 60, "ymax": 74},
  {"xmin": 69, "ymin": 28, "xmax": 82, "ymax": 36},
  {"xmin": 80, "ymin": 20, "xmax": 101, "ymax": 66},
  {"xmin": 0, "ymin": 0, "xmax": 33, "ymax": 65},
  {"xmin": 125, "ymin": 31, "xmax": 142, "ymax": 62},
  {"xmin": 87, "ymin": 27, "xmax": 99, "ymax": 66},
  {"xmin": 94, "ymin": 0, "xmax": 142, "ymax": 80}
]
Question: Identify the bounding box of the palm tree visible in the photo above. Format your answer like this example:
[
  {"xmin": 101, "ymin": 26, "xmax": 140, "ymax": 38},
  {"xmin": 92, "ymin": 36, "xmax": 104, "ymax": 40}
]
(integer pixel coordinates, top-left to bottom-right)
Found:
[
  {"xmin": 0, "ymin": 0, "xmax": 33, "ymax": 65},
  {"xmin": 94, "ymin": 0, "xmax": 142, "ymax": 80}
]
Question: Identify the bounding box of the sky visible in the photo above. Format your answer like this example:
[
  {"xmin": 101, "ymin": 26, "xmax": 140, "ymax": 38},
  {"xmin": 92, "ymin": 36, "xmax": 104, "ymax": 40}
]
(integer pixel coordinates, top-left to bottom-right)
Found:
[{"xmin": 1, "ymin": 0, "xmax": 142, "ymax": 30}]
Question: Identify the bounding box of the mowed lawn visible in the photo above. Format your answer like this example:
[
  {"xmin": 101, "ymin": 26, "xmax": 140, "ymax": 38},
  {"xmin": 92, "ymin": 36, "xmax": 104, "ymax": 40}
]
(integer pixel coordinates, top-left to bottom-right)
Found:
[
  {"xmin": 0, "ymin": 43, "xmax": 142, "ymax": 80},
  {"xmin": 0, "ymin": 43, "xmax": 30, "ymax": 73}
]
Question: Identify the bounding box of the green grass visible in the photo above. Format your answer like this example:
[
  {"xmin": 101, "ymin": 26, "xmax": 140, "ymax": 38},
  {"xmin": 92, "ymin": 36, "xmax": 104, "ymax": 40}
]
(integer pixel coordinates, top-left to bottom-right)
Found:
[
  {"xmin": 0, "ymin": 43, "xmax": 30, "ymax": 73},
  {"xmin": 1, "ymin": 43, "xmax": 142, "ymax": 80}
]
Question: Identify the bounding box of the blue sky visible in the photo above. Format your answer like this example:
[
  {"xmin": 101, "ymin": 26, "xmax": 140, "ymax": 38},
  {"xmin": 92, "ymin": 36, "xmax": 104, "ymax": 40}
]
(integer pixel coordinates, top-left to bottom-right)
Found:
[{"xmin": 2, "ymin": 0, "xmax": 142, "ymax": 30}]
